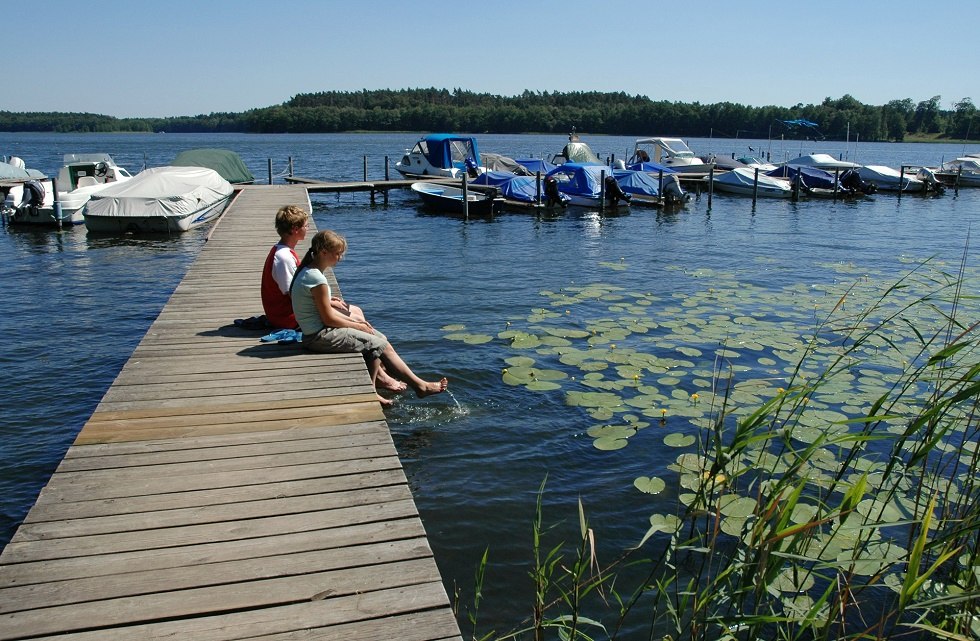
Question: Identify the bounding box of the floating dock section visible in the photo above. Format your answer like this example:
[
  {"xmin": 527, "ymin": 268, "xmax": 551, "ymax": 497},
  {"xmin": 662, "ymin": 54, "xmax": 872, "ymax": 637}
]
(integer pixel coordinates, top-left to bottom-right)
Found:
[{"xmin": 0, "ymin": 185, "xmax": 462, "ymax": 640}]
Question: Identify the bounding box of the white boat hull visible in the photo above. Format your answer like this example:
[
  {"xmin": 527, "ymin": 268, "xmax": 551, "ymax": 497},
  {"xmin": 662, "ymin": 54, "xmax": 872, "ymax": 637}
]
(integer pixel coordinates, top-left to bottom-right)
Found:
[{"xmin": 84, "ymin": 194, "xmax": 232, "ymax": 233}]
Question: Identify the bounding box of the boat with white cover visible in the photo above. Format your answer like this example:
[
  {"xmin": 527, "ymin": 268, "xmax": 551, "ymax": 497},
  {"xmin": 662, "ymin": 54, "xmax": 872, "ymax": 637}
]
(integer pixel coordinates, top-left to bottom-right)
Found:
[
  {"xmin": 712, "ymin": 167, "xmax": 793, "ymax": 198},
  {"xmin": 855, "ymin": 165, "xmax": 940, "ymax": 192},
  {"xmin": 83, "ymin": 166, "xmax": 234, "ymax": 233},
  {"xmin": 784, "ymin": 154, "xmax": 861, "ymax": 170}
]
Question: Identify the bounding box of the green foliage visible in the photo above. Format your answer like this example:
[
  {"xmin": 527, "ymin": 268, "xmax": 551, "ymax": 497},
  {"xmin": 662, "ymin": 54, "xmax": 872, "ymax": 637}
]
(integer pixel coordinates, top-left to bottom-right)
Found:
[{"xmin": 0, "ymin": 90, "xmax": 974, "ymax": 141}]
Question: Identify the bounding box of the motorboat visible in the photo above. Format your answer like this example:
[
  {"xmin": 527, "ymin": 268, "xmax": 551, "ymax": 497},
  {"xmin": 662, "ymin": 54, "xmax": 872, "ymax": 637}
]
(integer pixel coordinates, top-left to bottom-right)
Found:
[
  {"xmin": 410, "ymin": 181, "xmax": 495, "ymax": 216},
  {"xmin": 934, "ymin": 157, "xmax": 980, "ymax": 187},
  {"xmin": 784, "ymin": 154, "xmax": 861, "ymax": 170},
  {"xmin": 9, "ymin": 154, "xmax": 134, "ymax": 225},
  {"xmin": 614, "ymin": 169, "xmax": 688, "ymax": 205},
  {"xmin": 627, "ymin": 137, "xmax": 709, "ymax": 175},
  {"xmin": 767, "ymin": 166, "xmax": 872, "ymax": 198},
  {"xmin": 171, "ymin": 148, "xmax": 254, "ymax": 184},
  {"xmin": 1, "ymin": 157, "xmax": 54, "ymax": 224},
  {"xmin": 736, "ymin": 155, "xmax": 779, "ymax": 172},
  {"xmin": 83, "ymin": 166, "xmax": 234, "ymax": 233},
  {"xmin": 855, "ymin": 165, "xmax": 942, "ymax": 193},
  {"xmin": 544, "ymin": 163, "xmax": 631, "ymax": 207},
  {"xmin": 712, "ymin": 167, "xmax": 793, "ymax": 198},
  {"xmin": 395, "ymin": 134, "xmax": 483, "ymax": 178}
]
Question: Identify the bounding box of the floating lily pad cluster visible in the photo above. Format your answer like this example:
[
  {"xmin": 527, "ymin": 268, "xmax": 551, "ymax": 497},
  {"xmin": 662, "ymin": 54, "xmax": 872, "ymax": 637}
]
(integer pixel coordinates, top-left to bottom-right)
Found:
[{"xmin": 442, "ymin": 256, "xmax": 980, "ymax": 610}]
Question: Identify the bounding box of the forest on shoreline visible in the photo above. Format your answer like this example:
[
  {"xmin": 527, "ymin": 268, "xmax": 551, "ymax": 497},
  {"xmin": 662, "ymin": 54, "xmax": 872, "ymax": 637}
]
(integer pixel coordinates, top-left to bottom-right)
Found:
[{"xmin": 0, "ymin": 89, "xmax": 975, "ymax": 143}]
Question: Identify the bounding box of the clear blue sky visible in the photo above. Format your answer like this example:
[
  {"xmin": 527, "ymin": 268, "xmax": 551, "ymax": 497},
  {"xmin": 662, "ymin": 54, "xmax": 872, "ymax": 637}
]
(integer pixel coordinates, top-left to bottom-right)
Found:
[{"xmin": 11, "ymin": 0, "xmax": 978, "ymax": 118}]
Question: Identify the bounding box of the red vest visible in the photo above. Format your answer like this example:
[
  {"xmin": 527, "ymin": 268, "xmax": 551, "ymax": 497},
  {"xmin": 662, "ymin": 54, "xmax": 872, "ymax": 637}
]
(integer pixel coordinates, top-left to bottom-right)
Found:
[{"xmin": 261, "ymin": 245, "xmax": 299, "ymax": 329}]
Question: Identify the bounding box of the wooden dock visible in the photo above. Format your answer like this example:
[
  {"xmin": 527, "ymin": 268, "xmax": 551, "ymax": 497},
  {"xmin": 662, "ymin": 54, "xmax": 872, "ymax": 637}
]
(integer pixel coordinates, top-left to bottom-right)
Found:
[{"xmin": 0, "ymin": 185, "xmax": 462, "ymax": 641}]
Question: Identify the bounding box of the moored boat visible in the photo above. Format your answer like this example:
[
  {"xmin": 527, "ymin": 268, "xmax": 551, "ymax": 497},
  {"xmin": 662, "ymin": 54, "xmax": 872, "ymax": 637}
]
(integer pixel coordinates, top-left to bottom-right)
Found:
[
  {"xmin": 171, "ymin": 148, "xmax": 254, "ymax": 184},
  {"xmin": 855, "ymin": 165, "xmax": 942, "ymax": 193},
  {"xmin": 783, "ymin": 153, "xmax": 861, "ymax": 170},
  {"xmin": 934, "ymin": 157, "xmax": 980, "ymax": 187},
  {"xmin": 545, "ymin": 163, "xmax": 631, "ymax": 207},
  {"xmin": 628, "ymin": 137, "xmax": 710, "ymax": 175},
  {"xmin": 410, "ymin": 181, "xmax": 495, "ymax": 216},
  {"xmin": 1, "ymin": 157, "xmax": 54, "ymax": 224},
  {"xmin": 395, "ymin": 134, "xmax": 483, "ymax": 178},
  {"xmin": 712, "ymin": 167, "xmax": 793, "ymax": 198},
  {"xmin": 83, "ymin": 166, "xmax": 234, "ymax": 233}
]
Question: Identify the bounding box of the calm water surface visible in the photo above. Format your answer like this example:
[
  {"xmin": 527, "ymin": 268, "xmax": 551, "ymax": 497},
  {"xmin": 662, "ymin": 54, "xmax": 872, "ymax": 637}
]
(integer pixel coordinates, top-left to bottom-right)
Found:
[{"xmin": 1, "ymin": 132, "xmax": 978, "ymax": 637}]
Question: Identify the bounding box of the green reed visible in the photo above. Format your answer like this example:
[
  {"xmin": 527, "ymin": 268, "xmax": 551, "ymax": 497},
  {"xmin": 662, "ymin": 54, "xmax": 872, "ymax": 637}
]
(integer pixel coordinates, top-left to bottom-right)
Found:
[{"xmin": 464, "ymin": 257, "xmax": 980, "ymax": 641}]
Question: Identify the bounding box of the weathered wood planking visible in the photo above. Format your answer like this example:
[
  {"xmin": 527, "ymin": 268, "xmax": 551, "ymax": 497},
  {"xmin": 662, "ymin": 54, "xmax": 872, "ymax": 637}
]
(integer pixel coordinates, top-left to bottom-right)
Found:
[{"xmin": 0, "ymin": 186, "xmax": 462, "ymax": 640}]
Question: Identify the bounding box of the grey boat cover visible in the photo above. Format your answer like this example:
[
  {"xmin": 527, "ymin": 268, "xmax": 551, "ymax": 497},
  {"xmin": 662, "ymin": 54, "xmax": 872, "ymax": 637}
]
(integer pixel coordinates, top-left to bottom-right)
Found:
[
  {"xmin": 171, "ymin": 148, "xmax": 254, "ymax": 184},
  {"xmin": 85, "ymin": 166, "xmax": 233, "ymax": 219},
  {"xmin": 0, "ymin": 161, "xmax": 46, "ymax": 180},
  {"xmin": 480, "ymin": 153, "xmax": 533, "ymax": 176}
]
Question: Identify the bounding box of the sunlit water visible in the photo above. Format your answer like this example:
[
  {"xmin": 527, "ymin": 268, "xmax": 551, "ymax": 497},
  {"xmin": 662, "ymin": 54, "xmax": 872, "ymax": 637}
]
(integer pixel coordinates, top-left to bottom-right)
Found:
[{"xmin": 1, "ymin": 132, "xmax": 978, "ymax": 637}]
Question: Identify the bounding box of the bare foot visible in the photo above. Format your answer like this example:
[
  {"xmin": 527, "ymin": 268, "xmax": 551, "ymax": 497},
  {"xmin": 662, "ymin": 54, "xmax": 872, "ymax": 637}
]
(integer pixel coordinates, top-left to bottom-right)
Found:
[
  {"xmin": 376, "ymin": 394, "xmax": 395, "ymax": 407},
  {"xmin": 415, "ymin": 377, "xmax": 448, "ymax": 398},
  {"xmin": 376, "ymin": 370, "xmax": 408, "ymax": 393}
]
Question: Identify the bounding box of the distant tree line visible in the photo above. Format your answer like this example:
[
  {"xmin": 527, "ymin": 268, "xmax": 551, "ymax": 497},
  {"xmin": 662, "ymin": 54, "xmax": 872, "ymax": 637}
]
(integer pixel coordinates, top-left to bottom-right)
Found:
[{"xmin": 1, "ymin": 89, "xmax": 975, "ymax": 141}]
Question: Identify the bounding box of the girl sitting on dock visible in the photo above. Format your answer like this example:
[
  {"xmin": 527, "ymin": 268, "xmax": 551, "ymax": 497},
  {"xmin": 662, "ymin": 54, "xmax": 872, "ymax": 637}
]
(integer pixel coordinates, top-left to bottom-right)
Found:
[
  {"xmin": 290, "ymin": 229, "xmax": 448, "ymax": 405},
  {"xmin": 263, "ymin": 205, "xmax": 406, "ymax": 392}
]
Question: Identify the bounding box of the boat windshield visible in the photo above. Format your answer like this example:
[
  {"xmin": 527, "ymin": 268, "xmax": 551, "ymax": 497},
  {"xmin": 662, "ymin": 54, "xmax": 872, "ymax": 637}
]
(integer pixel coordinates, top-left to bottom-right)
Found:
[
  {"xmin": 659, "ymin": 139, "xmax": 695, "ymax": 158},
  {"xmin": 448, "ymin": 139, "xmax": 477, "ymax": 164}
]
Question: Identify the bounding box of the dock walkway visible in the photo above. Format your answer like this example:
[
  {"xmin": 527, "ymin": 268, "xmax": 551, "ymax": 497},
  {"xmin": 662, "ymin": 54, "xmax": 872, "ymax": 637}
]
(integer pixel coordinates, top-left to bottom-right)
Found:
[{"xmin": 0, "ymin": 185, "xmax": 462, "ymax": 641}]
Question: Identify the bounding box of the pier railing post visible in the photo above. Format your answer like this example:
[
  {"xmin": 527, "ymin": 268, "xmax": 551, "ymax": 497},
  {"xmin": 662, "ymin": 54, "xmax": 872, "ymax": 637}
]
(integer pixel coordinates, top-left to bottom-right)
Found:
[
  {"xmin": 600, "ymin": 169, "xmax": 606, "ymax": 213},
  {"xmin": 363, "ymin": 156, "xmax": 368, "ymax": 182},
  {"xmin": 834, "ymin": 168, "xmax": 840, "ymax": 202},
  {"xmin": 52, "ymin": 177, "xmax": 62, "ymax": 229},
  {"xmin": 288, "ymin": 157, "xmax": 293, "ymax": 177},
  {"xmin": 462, "ymin": 174, "xmax": 469, "ymax": 220},
  {"xmin": 752, "ymin": 168, "xmax": 759, "ymax": 204},
  {"xmin": 268, "ymin": 159, "xmax": 272, "ymax": 185},
  {"xmin": 707, "ymin": 165, "xmax": 714, "ymax": 209},
  {"xmin": 536, "ymin": 171, "xmax": 542, "ymax": 205}
]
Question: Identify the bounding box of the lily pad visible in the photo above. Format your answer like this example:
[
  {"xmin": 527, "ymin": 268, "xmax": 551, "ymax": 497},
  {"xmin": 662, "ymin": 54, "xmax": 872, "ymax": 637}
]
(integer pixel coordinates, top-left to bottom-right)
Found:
[{"xmin": 634, "ymin": 476, "xmax": 666, "ymax": 495}]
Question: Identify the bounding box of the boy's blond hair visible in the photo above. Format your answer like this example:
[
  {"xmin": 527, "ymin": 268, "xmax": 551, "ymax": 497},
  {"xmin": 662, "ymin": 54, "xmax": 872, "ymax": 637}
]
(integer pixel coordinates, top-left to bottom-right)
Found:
[{"xmin": 274, "ymin": 205, "xmax": 309, "ymax": 236}]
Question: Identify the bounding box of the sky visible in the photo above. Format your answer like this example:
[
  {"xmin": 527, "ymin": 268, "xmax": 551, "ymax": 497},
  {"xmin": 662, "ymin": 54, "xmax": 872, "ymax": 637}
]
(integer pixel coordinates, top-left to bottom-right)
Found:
[{"xmin": 9, "ymin": 0, "xmax": 979, "ymax": 119}]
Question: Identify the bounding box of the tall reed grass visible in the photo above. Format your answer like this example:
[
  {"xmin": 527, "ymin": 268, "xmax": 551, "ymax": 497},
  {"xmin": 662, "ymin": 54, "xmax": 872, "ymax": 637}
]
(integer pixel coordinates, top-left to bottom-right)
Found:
[{"xmin": 459, "ymin": 257, "xmax": 980, "ymax": 640}]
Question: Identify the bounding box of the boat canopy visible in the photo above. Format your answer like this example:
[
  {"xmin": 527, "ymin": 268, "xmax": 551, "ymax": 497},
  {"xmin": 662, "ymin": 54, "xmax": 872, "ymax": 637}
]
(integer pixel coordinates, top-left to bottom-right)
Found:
[
  {"xmin": 85, "ymin": 166, "xmax": 233, "ymax": 219},
  {"xmin": 412, "ymin": 134, "xmax": 481, "ymax": 171},
  {"xmin": 625, "ymin": 161, "xmax": 676, "ymax": 174},
  {"xmin": 766, "ymin": 165, "xmax": 836, "ymax": 189},
  {"xmin": 171, "ymin": 148, "xmax": 254, "ymax": 184},
  {"xmin": 785, "ymin": 154, "xmax": 860, "ymax": 169},
  {"xmin": 559, "ymin": 141, "xmax": 601, "ymax": 164},
  {"xmin": 472, "ymin": 171, "xmax": 568, "ymax": 204},
  {"xmin": 546, "ymin": 163, "xmax": 611, "ymax": 198},
  {"xmin": 612, "ymin": 169, "xmax": 665, "ymax": 197},
  {"xmin": 0, "ymin": 160, "xmax": 45, "ymax": 180},
  {"xmin": 516, "ymin": 158, "xmax": 557, "ymax": 174},
  {"xmin": 480, "ymin": 153, "xmax": 533, "ymax": 175},
  {"xmin": 635, "ymin": 138, "xmax": 696, "ymax": 160}
]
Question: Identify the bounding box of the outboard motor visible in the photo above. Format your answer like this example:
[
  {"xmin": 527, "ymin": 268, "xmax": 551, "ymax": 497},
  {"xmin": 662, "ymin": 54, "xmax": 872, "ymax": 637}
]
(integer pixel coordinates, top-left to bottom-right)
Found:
[
  {"xmin": 20, "ymin": 180, "xmax": 46, "ymax": 209},
  {"xmin": 840, "ymin": 169, "xmax": 877, "ymax": 195},
  {"xmin": 464, "ymin": 157, "xmax": 479, "ymax": 179},
  {"xmin": 543, "ymin": 176, "xmax": 565, "ymax": 207},
  {"xmin": 916, "ymin": 167, "xmax": 945, "ymax": 193},
  {"xmin": 604, "ymin": 175, "xmax": 631, "ymax": 205},
  {"xmin": 661, "ymin": 174, "xmax": 689, "ymax": 205}
]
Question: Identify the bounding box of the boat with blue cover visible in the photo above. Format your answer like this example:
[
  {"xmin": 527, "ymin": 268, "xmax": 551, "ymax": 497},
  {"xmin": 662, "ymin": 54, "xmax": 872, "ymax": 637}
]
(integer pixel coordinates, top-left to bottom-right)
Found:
[{"xmin": 545, "ymin": 163, "xmax": 631, "ymax": 207}]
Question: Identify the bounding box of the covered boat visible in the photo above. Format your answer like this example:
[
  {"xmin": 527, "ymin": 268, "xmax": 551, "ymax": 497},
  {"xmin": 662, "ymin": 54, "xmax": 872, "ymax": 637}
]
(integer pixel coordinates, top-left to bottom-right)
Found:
[
  {"xmin": 410, "ymin": 181, "xmax": 494, "ymax": 216},
  {"xmin": 767, "ymin": 165, "xmax": 837, "ymax": 190},
  {"xmin": 1, "ymin": 158, "xmax": 53, "ymax": 223},
  {"xmin": 545, "ymin": 163, "xmax": 630, "ymax": 207},
  {"xmin": 471, "ymin": 171, "xmax": 570, "ymax": 206},
  {"xmin": 395, "ymin": 134, "xmax": 482, "ymax": 178},
  {"xmin": 83, "ymin": 166, "xmax": 234, "ymax": 233},
  {"xmin": 613, "ymin": 169, "xmax": 688, "ymax": 204},
  {"xmin": 712, "ymin": 167, "xmax": 793, "ymax": 198},
  {"xmin": 171, "ymin": 148, "xmax": 254, "ymax": 184},
  {"xmin": 855, "ymin": 165, "xmax": 936, "ymax": 192},
  {"xmin": 784, "ymin": 154, "xmax": 861, "ymax": 170},
  {"xmin": 515, "ymin": 158, "xmax": 558, "ymax": 175}
]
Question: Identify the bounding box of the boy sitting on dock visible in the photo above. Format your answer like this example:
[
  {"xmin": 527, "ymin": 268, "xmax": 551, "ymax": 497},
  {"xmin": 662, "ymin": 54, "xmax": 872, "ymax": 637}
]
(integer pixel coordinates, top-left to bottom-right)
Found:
[{"xmin": 261, "ymin": 205, "xmax": 407, "ymax": 393}]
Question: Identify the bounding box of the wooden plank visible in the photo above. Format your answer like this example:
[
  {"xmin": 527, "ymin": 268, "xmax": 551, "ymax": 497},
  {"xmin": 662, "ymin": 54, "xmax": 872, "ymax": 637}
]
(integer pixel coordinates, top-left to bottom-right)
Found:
[{"xmin": 0, "ymin": 186, "xmax": 461, "ymax": 641}]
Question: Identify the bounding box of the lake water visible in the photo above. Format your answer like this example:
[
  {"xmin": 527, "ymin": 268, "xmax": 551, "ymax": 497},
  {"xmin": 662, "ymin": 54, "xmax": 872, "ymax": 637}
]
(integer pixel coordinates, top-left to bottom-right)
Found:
[{"xmin": 1, "ymin": 131, "xmax": 978, "ymax": 637}]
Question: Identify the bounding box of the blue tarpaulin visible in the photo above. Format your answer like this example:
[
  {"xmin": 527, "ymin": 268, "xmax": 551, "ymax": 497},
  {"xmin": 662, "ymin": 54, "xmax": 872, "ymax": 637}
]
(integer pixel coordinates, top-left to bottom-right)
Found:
[{"xmin": 471, "ymin": 171, "xmax": 569, "ymax": 204}]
